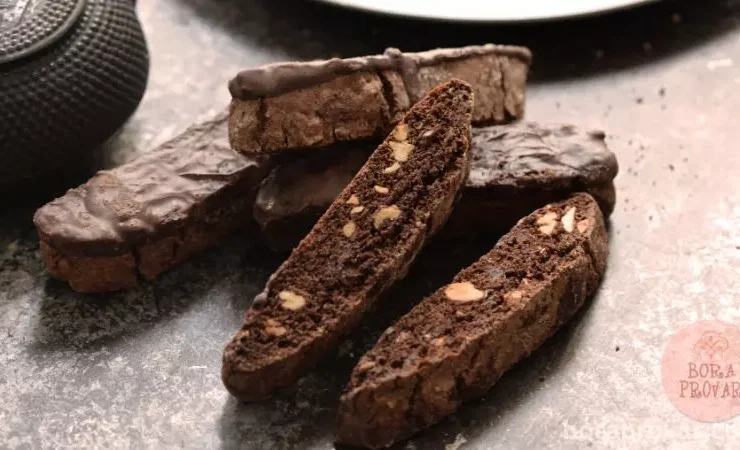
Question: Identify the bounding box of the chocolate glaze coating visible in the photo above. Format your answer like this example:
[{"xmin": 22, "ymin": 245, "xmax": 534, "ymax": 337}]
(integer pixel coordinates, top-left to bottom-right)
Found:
[
  {"xmin": 254, "ymin": 144, "xmax": 375, "ymax": 249},
  {"xmin": 229, "ymin": 44, "xmax": 531, "ymax": 100},
  {"xmin": 468, "ymin": 122, "xmax": 618, "ymax": 189},
  {"xmin": 34, "ymin": 111, "xmax": 269, "ymax": 256},
  {"xmin": 254, "ymin": 122, "xmax": 618, "ymax": 250},
  {"xmin": 255, "ymin": 145, "xmax": 372, "ymax": 224}
]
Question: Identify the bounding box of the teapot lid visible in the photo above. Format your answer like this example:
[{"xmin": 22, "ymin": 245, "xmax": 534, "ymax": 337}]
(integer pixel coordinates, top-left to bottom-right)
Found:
[{"xmin": 0, "ymin": 0, "xmax": 86, "ymax": 64}]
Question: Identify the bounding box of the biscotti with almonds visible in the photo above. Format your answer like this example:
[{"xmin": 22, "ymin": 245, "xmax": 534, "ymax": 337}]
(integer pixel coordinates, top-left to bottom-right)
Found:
[
  {"xmin": 222, "ymin": 79, "xmax": 474, "ymax": 401},
  {"xmin": 254, "ymin": 122, "xmax": 618, "ymax": 250},
  {"xmin": 34, "ymin": 111, "xmax": 270, "ymax": 293},
  {"xmin": 337, "ymin": 193, "xmax": 609, "ymax": 448},
  {"xmin": 253, "ymin": 143, "xmax": 375, "ymax": 250},
  {"xmin": 228, "ymin": 44, "xmax": 530, "ymax": 155}
]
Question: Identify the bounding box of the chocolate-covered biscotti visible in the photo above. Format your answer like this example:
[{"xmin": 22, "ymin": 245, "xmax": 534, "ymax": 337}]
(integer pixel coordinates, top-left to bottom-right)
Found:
[
  {"xmin": 222, "ymin": 80, "xmax": 474, "ymax": 401},
  {"xmin": 337, "ymin": 193, "xmax": 609, "ymax": 448},
  {"xmin": 254, "ymin": 144, "xmax": 375, "ymax": 250},
  {"xmin": 255, "ymin": 122, "xmax": 618, "ymax": 250},
  {"xmin": 228, "ymin": 44, "xmax": 530, "ymax": 155},
  {"xmin": 34, "ymin": 112, "xmax": 270, "ymax": 293},
  {"xmin": 449, "ymin": 122, "xmax": 618, "ymax": 231}
]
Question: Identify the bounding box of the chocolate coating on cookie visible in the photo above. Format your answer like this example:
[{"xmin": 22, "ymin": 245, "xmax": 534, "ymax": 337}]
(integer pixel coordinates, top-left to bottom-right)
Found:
[
  {"xmin": 229, "ymin": 44, "xmax": 532, "ymax": 100},
  {"xmin": 34, "ymin": 111, "xmax": 269, "ymax": 255},
  {"xmin": 253, "ymin": 122, "xmax": 618, "ymax": 250},
  {"xmin": 255, "ymin": 146, "xmax": 372, "ymax": 222},
  {"xmin": 469, "ymin": 122, "xmax": 619, "ymax": 189},
  {"xmin": 254, "ymin": 144, "xmax": 374, "ymax": 249}
]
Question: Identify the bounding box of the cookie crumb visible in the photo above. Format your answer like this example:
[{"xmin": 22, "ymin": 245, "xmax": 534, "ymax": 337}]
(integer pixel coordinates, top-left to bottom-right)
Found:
[{"xmin": 445, "ymin": 434, "xmax": 468, "ymax": 450}]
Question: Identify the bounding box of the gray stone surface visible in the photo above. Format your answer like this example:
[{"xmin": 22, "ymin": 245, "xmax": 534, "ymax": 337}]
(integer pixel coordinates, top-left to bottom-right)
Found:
[{"xmin": 2, "ymin": 0, "xmax": 740, "ymax": 448}]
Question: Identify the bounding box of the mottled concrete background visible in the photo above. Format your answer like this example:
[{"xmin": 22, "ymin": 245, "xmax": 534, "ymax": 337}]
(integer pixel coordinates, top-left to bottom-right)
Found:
[{"xmin": 2, "ymin": 0, "xmax": 740, "ymax": 448}]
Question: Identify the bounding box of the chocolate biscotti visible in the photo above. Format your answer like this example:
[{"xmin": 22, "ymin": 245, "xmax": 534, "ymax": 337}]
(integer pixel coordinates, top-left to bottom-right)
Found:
[
  {"xmin": 34, "ymin": 111, "xmax": 270, "ymax": 293},
  {"xmin": 228, "ymin": 44, "xmax": 530, "ymax": 155},
  {"xmin": 449, "ymin": 122, "xmax": 618, "ymax": 231},
  {"xmin": 254, "ymin": 144, "xmax": 375, "ymax": 250},
  {"xmin": 336, "ymin": 193, "xmax": 609, "ymax": 448},
  {"xmin": 254, "ymin": 122, "xmax": 618, "ymax": 250},
  {"xmin": 222, "ymin": 80, "xmax": 474, "ymax": 401}
]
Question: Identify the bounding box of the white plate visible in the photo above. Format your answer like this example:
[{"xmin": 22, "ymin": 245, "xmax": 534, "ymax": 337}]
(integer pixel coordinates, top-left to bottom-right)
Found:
[{"xmin": 316, "ymin": 0, "xmax": 661, "ymax": 22}]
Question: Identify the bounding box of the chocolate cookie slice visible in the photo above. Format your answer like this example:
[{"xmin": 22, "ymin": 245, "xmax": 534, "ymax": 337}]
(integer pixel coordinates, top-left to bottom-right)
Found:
[
  {"xmin": 34, "ymin": 111, "xmax": 270, "ymax": 293},
  {"xmin": 255, "ymin": 122, "xmax": 618, "ymax": 250},
  {"xmin": 229, "ymin": 44, "xmax": 530, "ymax": 155},
  {"xmin": 222, "ymin": 79, "xmax": 474, "ymax": 401},
  {"xmin": 337, "ymin": 193, "xmax": 609, "ymax": 448}
]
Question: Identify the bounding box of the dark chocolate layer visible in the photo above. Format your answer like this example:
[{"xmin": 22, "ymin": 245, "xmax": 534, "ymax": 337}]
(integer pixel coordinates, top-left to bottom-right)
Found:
[
  {"xmin": 229, "ymin": 44, "xmax": 532, "ymax": 100},
  {"xmin": 34, "ymin": 111, "xmax": 270, "ymax": 256},
  {"xmin": 469, "ymin": 122, "xmax": 618, "ymax": 189},
  {"xmin": 254, "ymin": 144, "xmax": 375, "ymax": 249},
  {"xmin": 254, "ymin": 122, "xmax": 618, "ymax": 250}
]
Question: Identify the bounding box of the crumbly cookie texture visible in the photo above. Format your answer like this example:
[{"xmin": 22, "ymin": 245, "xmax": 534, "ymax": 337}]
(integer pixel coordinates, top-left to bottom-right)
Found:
[
  {"xmin": 228, "ymin": 44, "xmax": 530, "ymax": 154},
  {"xmin": 337, "ymin": 193, "xmax": 609, "ymax": 449},
  {"xmin": 254, "ymin": 122, "xmax": 618, "ymax": 251},
  {"xmin": 222, "ymin": 79, "xmax": 474, "ymax": 401}
]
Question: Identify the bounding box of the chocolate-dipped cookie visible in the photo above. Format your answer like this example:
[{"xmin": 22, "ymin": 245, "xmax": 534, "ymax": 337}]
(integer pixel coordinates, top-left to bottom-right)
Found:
[
  {"xmin": 229, "ymin": 44, "xmax": 530, "ymax": 155},
  {"xmin": 255, "ymin": 122, "xmax": 618, "ymax": 250},
  {"xmin": 34, "ymin": 111, "xmax": 270, "ymax": 292}
]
